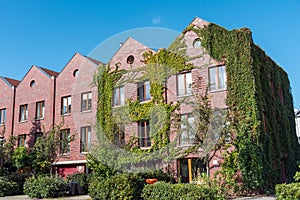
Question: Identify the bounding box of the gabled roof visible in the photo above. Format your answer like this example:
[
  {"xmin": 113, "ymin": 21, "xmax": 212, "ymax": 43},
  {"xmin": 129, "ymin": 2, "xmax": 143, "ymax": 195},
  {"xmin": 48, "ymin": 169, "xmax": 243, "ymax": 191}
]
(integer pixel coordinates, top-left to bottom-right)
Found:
[
  {"xmin": 85, "ymin": 56, "xmax": 102, "ymax": 65},
  {"xmin": 4, "ymin": 77, "xmax": 20, "ymax": 87},
  {"xmin": 109, "ymin": 37, "xmax": 154, "ymax": 62},
  {"xmin": 39, "ymin": 67, "xmax": 60, "ymax": 77}
]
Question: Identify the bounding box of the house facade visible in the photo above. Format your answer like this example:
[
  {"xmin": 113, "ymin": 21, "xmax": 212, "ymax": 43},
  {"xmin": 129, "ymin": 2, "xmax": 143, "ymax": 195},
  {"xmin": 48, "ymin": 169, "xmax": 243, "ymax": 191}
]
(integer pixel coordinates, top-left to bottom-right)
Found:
[{"xmin": 0, "ymin": 17, "xmax": 298, "ymax": 187}]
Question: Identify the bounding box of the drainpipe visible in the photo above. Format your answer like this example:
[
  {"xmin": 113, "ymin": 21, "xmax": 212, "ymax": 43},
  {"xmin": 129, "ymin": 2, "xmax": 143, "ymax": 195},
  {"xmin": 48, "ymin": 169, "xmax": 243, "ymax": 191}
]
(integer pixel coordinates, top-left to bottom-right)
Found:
[
  {"xmin": 52, "ymin": 76, "xmax": 56, "ymax": 128},
  {"xmin": 11, "ymin": 86, "xmax": 16, "ymax": 136}
]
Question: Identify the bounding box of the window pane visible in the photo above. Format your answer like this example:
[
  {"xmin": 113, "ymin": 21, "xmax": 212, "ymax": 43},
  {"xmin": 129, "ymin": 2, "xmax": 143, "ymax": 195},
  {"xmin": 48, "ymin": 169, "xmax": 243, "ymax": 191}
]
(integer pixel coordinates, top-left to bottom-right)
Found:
[
  {"xmin": 120, "ymin": 87, "xmax": 125, "ymax": 105},
  {"xmin": 177, "ymin": 74, "xmax": 185, "ymax": 96},
  {"xmin": 218, "ymin": 66, "xmax": 226, "ymax": 89},
  {"xmin": 145, "ymin": 81, "xmax": 151, "ymax": 100},
  {"xmin": 186, "ymin": 73, "xmax": 192, "ymax": 95},
  {"xmin": 209, "ymin": 67, "xmax": 217, "ymax": 90},
  {"xmin": 113, "ymin": 89, "xmax": 119, "ymax": 106}
]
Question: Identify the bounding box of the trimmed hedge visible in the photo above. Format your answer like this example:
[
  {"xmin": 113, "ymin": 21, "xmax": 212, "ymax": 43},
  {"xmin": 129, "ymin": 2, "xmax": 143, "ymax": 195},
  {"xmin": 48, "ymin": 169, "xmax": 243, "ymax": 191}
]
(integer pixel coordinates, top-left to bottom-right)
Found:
[
  {"xmin": 0, "ymin": 177, "xmax": 20, "ymax": 197},
  {"xmin": 89, "ymin": 173, "xmax": 144, "ymax": 200},
  {"xmin": 23, "ymin": 175, "xmax": 68, "ymax": 199},
  {"xmin": 275, "ymin": 182, "xmax": 300, "ymax": 200},
  {"xmin": 142, "ymin": 182, "xmax": 225, "ymax": 200}
]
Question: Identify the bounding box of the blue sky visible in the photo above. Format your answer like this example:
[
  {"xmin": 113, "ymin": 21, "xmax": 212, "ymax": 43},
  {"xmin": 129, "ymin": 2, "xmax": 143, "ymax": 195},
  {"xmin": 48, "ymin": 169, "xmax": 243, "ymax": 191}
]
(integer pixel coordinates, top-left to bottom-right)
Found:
[{"xmin": 0, "ymin": 0, "xmax": 300, "ymax": 108}]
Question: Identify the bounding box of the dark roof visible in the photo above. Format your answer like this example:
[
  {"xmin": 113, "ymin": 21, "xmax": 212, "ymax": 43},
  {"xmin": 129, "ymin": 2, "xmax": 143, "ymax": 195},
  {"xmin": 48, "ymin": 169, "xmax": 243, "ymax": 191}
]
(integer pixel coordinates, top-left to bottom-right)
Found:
[
  {"xmin": 85, "ymin": 56, "xmax": 102, "ymax": 65},
  {"xmin": 40, "ymin": 67, "xmax": 60, "ymax": 77},
  {"xmin": 4, "ymin": 77, "xmax": 20, "ymax": 87}
]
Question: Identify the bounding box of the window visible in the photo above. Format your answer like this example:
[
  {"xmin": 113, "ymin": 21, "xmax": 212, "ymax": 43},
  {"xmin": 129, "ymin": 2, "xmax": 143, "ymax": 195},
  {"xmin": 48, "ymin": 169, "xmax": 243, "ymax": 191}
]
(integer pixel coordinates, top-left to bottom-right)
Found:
[
  {"xmin": 18, "ymin": 135, "xmax": 26, "ymax": 147},
  {"xmin": 61, "ymin": 96, "xmax": 71, "ymax": 115},
  {"xmin": 19, "ymin": 104, "xmax": 28, "ymax": 122},
  {"xmin": 80, "ymin": 126, "xmax": 91, "ymax": 152},
  {"xmin": 113, "ymin": 86, "xmax": 125, "ymax": 106},
  {"xmin": 138, "ymin": 120, "xmax": 151, "ymax": 148},
  {"xmin": 177, "ymin": 72, "xmax": 192, "ymax": 96},
  {"xmin": 180, "ymin": 114, "xmax": 195, "ymax": 146},
  {"xmin": 0, "ymin": 109, "xmax": 6, "ymax": 125},
  {"xmin": 138, "ymin": 81, "xmax": 151, "ymax": 102},
  {"xmin": 36, "ymin": 101, "xmax": 45, "ymax": 119},
  {"xmin": 0, "ymin": 137, "xmax": 4, "ymax": 147},
  {"xmin": 34, "ymin": 132, "xmax": 43, "ymax": 144},
  {"xmin": 81, "ymin": 92, "xmax": 92, "ymax": 112},
  {"xmin": 193, "ymin": 38, "xmax": 202, "ymax": 48},
  {"xmin": 115, "ymin": 126, "xmax": 125, "ymax": 147},
  {"xmin": 209, "ymin": 66, "xmax": 226, "ymax": 91},
  {"xmin": 60, "ymin": 129, "xmax": 70, "ymax": 154}
]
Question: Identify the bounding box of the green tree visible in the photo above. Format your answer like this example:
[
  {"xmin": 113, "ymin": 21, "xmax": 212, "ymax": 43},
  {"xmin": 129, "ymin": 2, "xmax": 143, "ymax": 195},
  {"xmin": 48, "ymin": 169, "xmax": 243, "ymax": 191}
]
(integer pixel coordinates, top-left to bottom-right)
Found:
[{"xmin": 30, "ymin": 122, "xmax": 75, "ymax": 175}]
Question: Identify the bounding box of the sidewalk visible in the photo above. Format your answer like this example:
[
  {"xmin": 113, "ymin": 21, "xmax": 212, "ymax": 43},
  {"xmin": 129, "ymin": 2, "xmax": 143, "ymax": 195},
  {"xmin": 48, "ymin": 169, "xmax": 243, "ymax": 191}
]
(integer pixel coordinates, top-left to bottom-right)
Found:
[{"xmin": 0, "ymin": 195, "xmax": 91, "ymax": 200}]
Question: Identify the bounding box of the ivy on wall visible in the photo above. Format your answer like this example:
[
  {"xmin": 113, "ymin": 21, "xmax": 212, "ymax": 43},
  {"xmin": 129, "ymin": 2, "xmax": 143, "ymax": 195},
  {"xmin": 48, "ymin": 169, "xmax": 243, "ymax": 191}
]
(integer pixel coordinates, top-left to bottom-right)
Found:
[
  {"xmin": 191, "ymin": 23, "xmax": 300, "ymax": 192},
  {"xmin": 94, "ymin": 21, "xmax": 299, "ymax": 192}
]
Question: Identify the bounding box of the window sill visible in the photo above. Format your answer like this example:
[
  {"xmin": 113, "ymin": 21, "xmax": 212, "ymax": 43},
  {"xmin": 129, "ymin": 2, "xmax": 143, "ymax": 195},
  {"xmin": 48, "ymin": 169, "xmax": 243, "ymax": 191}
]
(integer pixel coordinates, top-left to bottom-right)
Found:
[
  {"xmin": 61, "ymin": 113, "xmax": 71, "ymax": 117},
  {"xmin": 139, "ymin": 99, "xmax": 152, "ymax": 104},
  {"xmin": 80, "ymin": 151, "xmax": 89, "ymax": 155},
  {"xmin": 209, "ymin": 88, "xmax": 227, "ymax": 93},
  {"xmin": 35, "ymin": 118, "xmax": 44, "ymax": 121},
  {"xmin": 19, "ymin": 120, "xmax": 28, "ymax": 124},
  {"xmin": 60, "ymin": 153, "xmax": 71, "ymax": 157},
  {"xmin": 81, "ymin": 110, "xmax": 92, "ymax": 113},
  {"xmin": 112, "ymin": 104, "xmax": 125, "ymax": 108},
  {"xmin": 176, "ymin": 93, "xmax": 193, "ymax": 98},
  {"xmin": 139, "ymin": 146, "xmax": 151, "ymax": 150},
  {"xmin": 0, "ymin": 123, "xmax": 5, "ymax": 127}
]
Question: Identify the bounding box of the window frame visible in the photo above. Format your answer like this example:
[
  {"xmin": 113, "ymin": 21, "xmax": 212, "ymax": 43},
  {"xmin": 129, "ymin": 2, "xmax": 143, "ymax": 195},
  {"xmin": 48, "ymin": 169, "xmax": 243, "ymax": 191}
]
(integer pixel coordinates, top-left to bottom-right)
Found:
[
  {"xmin": 0, "ymin": 108, "xmax": 6, "ymax": 125},
  {"xmin": 138, "ymin": 120, "xmax": 151, "ymax": 148},
  {"xmin": 18, "ymin": 134, "xmax": 26, "ymax": 147},
  {"xmin": 208, "ymin": 65, "xmax": 226, "ymax": 91},
  {"xmin": 19, "ymin": 104, "xmax": 28, "ymax": 122},
  {"xmin": 60, "ymin": 129, "xmax": 70, "ymax": 155},
  {"xmin": 113, "ymin": 86, "xmax": 125, "ymax": 107},
  {"xmin": 81, "ymin": 92, "xmax": 92, "ymax": 112},
  {"xmin": 36, "ymin": 101, "xmax": 45, "ymax": 120},
  {"xmin": 176, "ymin": 72, "xmax": 192, "ymax": 97},
  {"xmin": 179, "ymin": 113, "xmax": 195, "ymax": 146},
  {"xmin": 61, "ymin": 96, "xmax": 71, "ymax": 115},
  {"xmin": 80, "ymin": 126, "xmax": 91, "ymax": 153},
  {"xmin": 137, "ymin": 81, "xmax": 151, "ymax": 102}
]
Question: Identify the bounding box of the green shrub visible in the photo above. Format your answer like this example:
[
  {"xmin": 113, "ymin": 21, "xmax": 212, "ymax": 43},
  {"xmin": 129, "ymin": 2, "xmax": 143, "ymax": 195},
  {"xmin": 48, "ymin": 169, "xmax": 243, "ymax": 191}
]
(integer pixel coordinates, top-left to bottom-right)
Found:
[
  {"xmin": 89, "ymin": 172, "xmax": 144, "ymax": 200},
  {"xmin": 66, "ymin": 172, "xmax": 88, "ymax": 195},
  {"xmin": 138, "ymin": 169, "xmax": 174, "ymax": 183},
  {"xmin": 6, "ymin": 172, "xmax": 31, "ymax": 194},
  {"xmin": 142, "ymin": 182, "xmax": 174, "ymax": 200},
  {"xmin": 142, "ymin": 182, "xmax": 225, "ymax": 200},
  {"xmin": 0, "ymin": 177, "xmax": 20, "ymax": 197},
  {"xmin": 23, "ymin": 175, "xmax": 68, "ymax": 198},
  {"xmin": 275, "ymin": 182, "xmax": 300, "ymax": 200}
]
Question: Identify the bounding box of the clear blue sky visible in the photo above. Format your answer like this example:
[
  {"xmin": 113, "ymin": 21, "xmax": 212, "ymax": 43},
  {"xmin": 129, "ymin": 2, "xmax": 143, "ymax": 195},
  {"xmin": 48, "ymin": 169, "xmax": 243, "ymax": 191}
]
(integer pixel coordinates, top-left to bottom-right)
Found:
[{"xmin": 0, "ymin": 0, "xmax": 300, "ymax": 108}]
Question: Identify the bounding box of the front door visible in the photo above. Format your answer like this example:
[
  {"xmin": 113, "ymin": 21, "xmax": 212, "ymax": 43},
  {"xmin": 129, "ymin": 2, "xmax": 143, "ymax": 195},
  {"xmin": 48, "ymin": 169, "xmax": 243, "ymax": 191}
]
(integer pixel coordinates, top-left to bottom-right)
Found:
[{"xmin": 178, "ymin": 158, "xmax": 206, "ymax": 183}]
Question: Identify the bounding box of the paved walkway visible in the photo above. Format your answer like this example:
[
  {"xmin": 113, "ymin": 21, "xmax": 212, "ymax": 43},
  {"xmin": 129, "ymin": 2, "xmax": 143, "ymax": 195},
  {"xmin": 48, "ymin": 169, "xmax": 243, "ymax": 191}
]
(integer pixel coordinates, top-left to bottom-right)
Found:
[
  {"xmin": 0, "ymin": 195, "xmax": 91, "ymax": 200},
  {"xmin": 233, "ymin": 196, "xmax": 276, "ymax": 200}
]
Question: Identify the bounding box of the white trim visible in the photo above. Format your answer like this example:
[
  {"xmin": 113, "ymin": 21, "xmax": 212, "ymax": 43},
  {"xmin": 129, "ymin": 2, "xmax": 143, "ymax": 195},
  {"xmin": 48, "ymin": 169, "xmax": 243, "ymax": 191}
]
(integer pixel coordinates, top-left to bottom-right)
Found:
[{"xmin": 53, "ymin": 160, "xmax": 87, "ymax": 165}]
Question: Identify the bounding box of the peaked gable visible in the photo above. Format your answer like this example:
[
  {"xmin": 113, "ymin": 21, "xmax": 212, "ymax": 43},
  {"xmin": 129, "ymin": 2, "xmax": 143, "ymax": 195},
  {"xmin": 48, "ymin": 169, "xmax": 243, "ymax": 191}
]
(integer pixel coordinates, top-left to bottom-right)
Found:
[
  {"xmin": 0, "ymin": 76, "xmax": 20, "ymax": 88},
  {"xmin": 109, "ymin": 37, "xmax": 155, "ymax": 70}
]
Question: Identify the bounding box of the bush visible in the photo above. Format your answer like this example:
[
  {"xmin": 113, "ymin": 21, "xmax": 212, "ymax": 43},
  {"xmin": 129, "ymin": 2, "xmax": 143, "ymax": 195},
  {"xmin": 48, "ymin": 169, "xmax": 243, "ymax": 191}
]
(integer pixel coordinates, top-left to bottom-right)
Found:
[
  {"xmin": 138, "ymin": 169, "xmax": 174, "ymax": 183},
  {"xmin": 89, "ymin": 172, "xmax": 144, "ymax": 200},
  {"xmin": 0, "ymin": 177, "xmax": 20, "ymax": 197},
  {"xmin": 6, "ymin": 172, "xmax": 31, "ymax": 194},
  {"xmin": 142, "ymin": 182, "xmax": 174, "ymax": 200},
  {"xmin": 142, "ymin": 182, "xmax": 225, "ymax": 200},
  {"xmin": 66, "ymin": 172, "xmax": 88, "ymax": 195},
  {"xmin": 275, "ymin": 182, "xmax": 300, "ymax": 200},
  {"xmin": 23, "ymin": 175, "xmax": 68, "ymax": 198}
]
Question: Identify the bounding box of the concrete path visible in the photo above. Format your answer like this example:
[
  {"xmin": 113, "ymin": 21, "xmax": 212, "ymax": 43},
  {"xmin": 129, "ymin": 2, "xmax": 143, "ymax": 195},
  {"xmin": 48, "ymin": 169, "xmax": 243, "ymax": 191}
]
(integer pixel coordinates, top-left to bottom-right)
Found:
[
  {"xmin": 0, "ymin": 195, "xmax": 91, "ymax": 200},
  {"xmin": 233, "ymin": 196, "xmax": 276, "ymax": 200}
]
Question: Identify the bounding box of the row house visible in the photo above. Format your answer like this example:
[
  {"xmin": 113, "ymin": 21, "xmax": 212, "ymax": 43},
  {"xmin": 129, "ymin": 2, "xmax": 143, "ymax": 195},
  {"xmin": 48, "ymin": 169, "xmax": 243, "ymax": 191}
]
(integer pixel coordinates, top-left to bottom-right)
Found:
[
  {"xmin": 0, "ymin": 53, "xmax": 100, "ymax": 177},
  {"xmin": 0, "ymin": 17, "xmax": 298, "ymax": 183},
  {"xmin": 108, "ymin": 18, "xmax": 227, "ymax": 182}
]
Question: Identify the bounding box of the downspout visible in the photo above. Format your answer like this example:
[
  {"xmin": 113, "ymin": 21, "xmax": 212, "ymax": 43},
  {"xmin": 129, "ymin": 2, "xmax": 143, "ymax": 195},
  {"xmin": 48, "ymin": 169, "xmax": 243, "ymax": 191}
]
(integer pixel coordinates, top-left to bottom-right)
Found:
[
  {"xmin": 52, "ymin": 76, "xmax": 56, "ymax": 128},
  {"xmin": 11, "ymin": 86, "xmax": 16, "ymax": 136}
]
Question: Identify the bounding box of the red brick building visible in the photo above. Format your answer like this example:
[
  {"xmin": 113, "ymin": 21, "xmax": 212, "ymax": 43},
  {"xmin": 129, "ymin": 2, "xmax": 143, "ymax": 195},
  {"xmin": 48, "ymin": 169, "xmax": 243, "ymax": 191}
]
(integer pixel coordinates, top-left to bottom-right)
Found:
[{"xmin": 1, "ymin": 17, "xmax": 297, "ymax": 186}]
